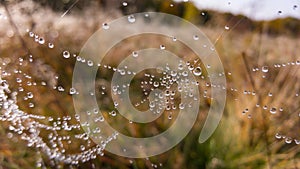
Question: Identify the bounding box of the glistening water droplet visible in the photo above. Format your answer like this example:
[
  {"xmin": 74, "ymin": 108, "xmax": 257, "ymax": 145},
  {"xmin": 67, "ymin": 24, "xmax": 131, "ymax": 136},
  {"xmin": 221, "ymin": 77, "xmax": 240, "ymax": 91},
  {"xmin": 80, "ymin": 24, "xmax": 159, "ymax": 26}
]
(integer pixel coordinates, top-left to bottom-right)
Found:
[
  {"xmin": 122, "ymin": 1, "xmax": 128, "ymax": 6},
  {"xmin": 102, "ymin": 23, "xmax": 109, "ymax": 29},
  {"xmin": 262, "ymin": 66, "xmax": 269, "ymax": 73},
  {"xmin": 270, "ymin": 107, "xmax": 277, "ymax": 114},
  {"xmin": 193, "ymin": 35, "xmax": 199, "ymax": 40},
  {"xmin": 132, "ymin": 51, "xmax": 138, "ymax": 57},
  {"xmin": 63, "ymin": 51, "xmax": 70, "ymax": 59},
  {"xmin": 193, "ymin": 67, "xmax": 202, "ymax": 76},
  {"xmin": 48, "ymin": 43, "xmax": 54, "ymax": 49},
  {"xmin": 38, "ymin": 37, "xmax": 45, "ymax": 44},
  {"xmin": 128, "ymin": 15, "xmax": 136, "ymax": 23}
]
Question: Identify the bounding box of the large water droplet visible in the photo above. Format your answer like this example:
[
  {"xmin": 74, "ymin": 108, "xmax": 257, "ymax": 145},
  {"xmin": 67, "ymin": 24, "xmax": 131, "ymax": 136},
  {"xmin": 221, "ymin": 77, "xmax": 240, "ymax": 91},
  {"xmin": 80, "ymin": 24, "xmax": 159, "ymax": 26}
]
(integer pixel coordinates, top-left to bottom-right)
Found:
[
  {"xmin": 38, "ymin": 37, "xmax": 45, "ymax": 44},
  {"xmin": 285, "ymin": 137, "xmax": 292, "ymax": 144},
  {"xmin": 110, "ymin": 110, "xmax": 117, "ymax": 116},
  {"xmin": 69, "ymin": 88, "xmax": 77, "ymax": 95},
  {"xmin": 102, "ymin": 23, "xmax": 109, "ymax": 29},
  {"xmin": 275, "ymin": 133, "xmax": 282, "ymax": 139},
  {"xmin": 87, "ymin": 60, "xmax": 94, "ymax": 67},
  {"xmin": 193, "ymin": 67, "xmax": 202, "ymax": 76},
  {"xmin": 128, "ymin": 15, "xmax": 136, "ymax": 23},
  {"xmin": 122, "ymin": 1, "xmax": 128, "ymax": 6},
  {"xmin": 132, "ymin": 51, "xmax": 138, "ymax": 57},
  {"xmin": 262, "ymin": 66, "xmax": 269, "ymax": 73},
  {"xmin": 48, "ymin": 43, "xmax": 54, "ymax": 49},
  {"xmin": 63, "ymin": 51, "xmax": 70, "ymax": 59},
  {"xmin": 193, "ymin": 35, "xmax": 199, "ymax": 40},
  {"xmin": 270, "ymin": 107, "xmax": 277, "ymax": 114}
]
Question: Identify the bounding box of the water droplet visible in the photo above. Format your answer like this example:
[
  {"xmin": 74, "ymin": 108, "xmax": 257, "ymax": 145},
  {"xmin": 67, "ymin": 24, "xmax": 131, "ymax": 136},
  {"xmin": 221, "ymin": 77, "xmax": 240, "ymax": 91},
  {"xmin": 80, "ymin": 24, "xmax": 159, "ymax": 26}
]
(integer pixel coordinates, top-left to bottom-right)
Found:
[
  {"xmin": 270, "ymin": 107, "xmax": 277, "ymax": 114},
  {"xmin": 114, "ymin": 101, "xmax": 119, "ymax": 107},
  {"xmin": 48, "ymin": 43, "xmax": 54, "ymax": 48},
  {"xmin": 179, "ymin": 103, "xmax": 185, "ymax": 110},
  {"xmin": 58, "ymin": 86, "xmax": 65, "ymax": 92},
  {"xmin": 36, "ymin": 162, "xmax": 42, "ymax": 168},
  {"xmin": 193, "ymin": 67, "xmax": 202, "ymax": 76},
  {"xmin": 102, "ymin": 23, "xmax": 109, "ymax": 29},
  {"xmin": 132, "ymin": 51, "xmax": 138, "ymax": 57},
  {"xmin": 128, "ymin": 15, "xmax": 136, "ymax": 23},
  {"xmin": 170, "ymin": 70, "xmax": 177, "ymax": 77},
  {"xmin": 153, "ymin": 81, "xmax": 159, "ymax": 87},
  {"xmin": 285, "ymin": 137, "xmax": 292, "ymax": 144},
  {"xmin": 69, "ymin": 88, "xmax": 77, "ymax": 95},
  {"xmin": 29, "ymin": 102, "xmax": 34, "ymax": 108},
  {"xmin": 188, "ymin": 65, "xmax": 194, "ymax": 71},
  {"xmin": 262, "ymin": 66, "xmax": 269, "ymax": 73},
  {"xmin": 275, "ymin": 133, "xmax": 281, "ymax": 139},
  {"xmin": 63, "ymin": 51, "xmax": 70, "ymax": 59},
  {"xmin": 29, "ymin": 32, "xmax": 34, "ymax": 37},
  {"xmin": 122, "ymin": 1, "xmax": 128, "ymax": 6},
  {"xmin": 38, "ymin": 37, "xmax": 45, "ymax": 44},
  {"xmin": 110, "ymin": 110, "xmax": 117, "ymax": 116},
  {"xmin": 178, "ymin": 63, "xmax": 184, "ymax": 70},
  {"xmin": 27, "ymin": 92, "xmax": 34, "ymax": 98},
  {"xmin": 16, "ymin": 78, "xmax": 22, "ymax": 83},
  {"xmin": 182, "ymin": 71, "xmax": 188, "ymax": 77},
  {"xmin": 193, "ymin": 35, "xmax": 199, "ymax": 40},
  {"xmin": 87, "ymin": 60, "xmax": 94, "ymax": 67},
  {"xmin": 80, "ymin": 145, "xmax": 85, "ymax": 151}
]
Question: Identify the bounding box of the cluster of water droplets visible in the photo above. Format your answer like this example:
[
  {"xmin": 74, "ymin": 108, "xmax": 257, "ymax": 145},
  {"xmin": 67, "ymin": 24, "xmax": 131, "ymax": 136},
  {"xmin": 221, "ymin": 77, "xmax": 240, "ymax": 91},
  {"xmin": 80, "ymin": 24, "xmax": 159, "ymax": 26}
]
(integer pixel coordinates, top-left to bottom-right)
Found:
[
  {"xmin": 237, "ymin": 61, "xmax": 300, "ymax": 144},
  {"xmin": 0, "ymin": 24, "xmax": 232, "ymax": 165},
  {"xmin": 0, "ymin": 31, "xmax": 118, "ymax": 166},
  {"xmin": 275, "ymin": 133, "xmax": 300, "ymax": 145}
]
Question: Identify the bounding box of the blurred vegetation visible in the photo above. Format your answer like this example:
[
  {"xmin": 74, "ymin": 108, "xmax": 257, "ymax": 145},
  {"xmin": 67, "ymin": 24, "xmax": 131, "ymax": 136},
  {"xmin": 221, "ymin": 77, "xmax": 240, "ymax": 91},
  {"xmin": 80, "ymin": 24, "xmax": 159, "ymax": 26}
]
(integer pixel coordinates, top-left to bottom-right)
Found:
[{"xmin": 0, "ymin": 0, "xmax": 299, "ymax": 169}]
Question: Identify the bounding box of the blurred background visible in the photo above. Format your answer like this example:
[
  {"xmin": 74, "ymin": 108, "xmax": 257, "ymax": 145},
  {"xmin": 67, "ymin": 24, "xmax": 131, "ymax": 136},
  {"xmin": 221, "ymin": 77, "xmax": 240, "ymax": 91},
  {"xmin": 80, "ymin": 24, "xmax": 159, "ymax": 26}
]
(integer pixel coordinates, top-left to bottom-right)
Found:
[{"xmin": 0, "ymin": 0, "xmax": 299, "ymax": 168}]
